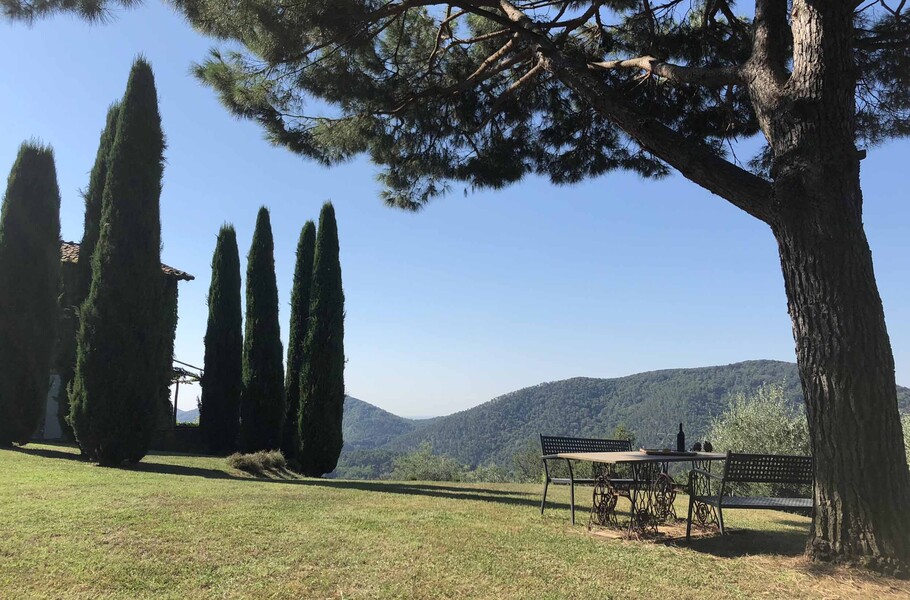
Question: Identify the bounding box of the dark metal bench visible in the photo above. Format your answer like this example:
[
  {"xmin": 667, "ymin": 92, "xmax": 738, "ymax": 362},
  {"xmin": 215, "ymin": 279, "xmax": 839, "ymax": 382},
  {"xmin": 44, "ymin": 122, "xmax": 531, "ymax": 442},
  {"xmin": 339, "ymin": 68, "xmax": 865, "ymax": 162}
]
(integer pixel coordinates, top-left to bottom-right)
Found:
[
  {"xmin": 686, "ymin": 451, "xmax": 814, "ymax": 541},
  {"xmin": 539, "ymin": 434, "xmax": 633, "ymax": 524}
]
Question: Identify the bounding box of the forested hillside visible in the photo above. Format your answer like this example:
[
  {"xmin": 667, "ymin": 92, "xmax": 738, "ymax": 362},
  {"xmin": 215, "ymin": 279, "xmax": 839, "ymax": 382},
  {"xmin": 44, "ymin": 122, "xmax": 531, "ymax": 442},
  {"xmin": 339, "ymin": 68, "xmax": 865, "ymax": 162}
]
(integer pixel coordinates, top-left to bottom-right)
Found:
[
  {"xmin": 342, "ymin": 396, "xmax": 435, "ymax": 450},
  {"xmin": 338, "ymin": 361, "xmax": 910, "ymax": 474}
]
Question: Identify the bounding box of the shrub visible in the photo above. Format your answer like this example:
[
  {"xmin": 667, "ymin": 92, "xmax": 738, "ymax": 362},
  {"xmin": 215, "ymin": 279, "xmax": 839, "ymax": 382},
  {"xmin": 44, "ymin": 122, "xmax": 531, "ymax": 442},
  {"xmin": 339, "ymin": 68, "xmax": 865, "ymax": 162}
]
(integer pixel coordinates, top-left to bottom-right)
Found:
[
  {"xmin": 389, "ymin": 442, "xmax": 470, "ymax": 482},
  {"xmin": 511, "ymin": 439, "xmax": 544, "ymax": 483},
  {"xmin": 227, "ymin": 450, "xmax": 287, "ymax": 475},
  {"xmin": 707, "ymin": 383, "xmax": 810, "ymax": 496},
  {"xmin": 707, "ymin": 383, "xmax": 810, "ymax": 456}
]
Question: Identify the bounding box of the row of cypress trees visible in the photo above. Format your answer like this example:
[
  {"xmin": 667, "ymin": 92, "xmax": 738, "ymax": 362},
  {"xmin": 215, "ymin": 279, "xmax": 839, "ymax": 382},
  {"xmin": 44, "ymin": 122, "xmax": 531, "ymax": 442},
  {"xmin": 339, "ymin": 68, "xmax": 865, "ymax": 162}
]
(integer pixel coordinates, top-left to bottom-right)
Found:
[
  {"xmin": 0, "ymin": 58, "xmax": 171, "ymax": 462},
  {"xmin": 199, "ymin": 202, "xmax": 345, "ymax": 476}
]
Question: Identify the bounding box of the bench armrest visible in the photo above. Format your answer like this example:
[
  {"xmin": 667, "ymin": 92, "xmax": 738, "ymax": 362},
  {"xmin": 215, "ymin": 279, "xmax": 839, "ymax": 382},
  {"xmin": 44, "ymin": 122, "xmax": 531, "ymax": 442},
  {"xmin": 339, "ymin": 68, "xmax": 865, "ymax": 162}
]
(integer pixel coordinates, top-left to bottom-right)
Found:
[{"xmin": 688, "ymin": 468, "xmax": 723, "ymax": 482}]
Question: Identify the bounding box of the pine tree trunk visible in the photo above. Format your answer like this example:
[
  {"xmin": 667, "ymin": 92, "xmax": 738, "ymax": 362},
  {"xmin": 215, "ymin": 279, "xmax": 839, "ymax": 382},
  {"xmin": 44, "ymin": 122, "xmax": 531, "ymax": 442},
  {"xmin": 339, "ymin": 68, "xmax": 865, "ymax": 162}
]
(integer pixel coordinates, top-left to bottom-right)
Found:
[{"xmin": 770, "ymin": 148, "xmax": 910, "ymax": 574}]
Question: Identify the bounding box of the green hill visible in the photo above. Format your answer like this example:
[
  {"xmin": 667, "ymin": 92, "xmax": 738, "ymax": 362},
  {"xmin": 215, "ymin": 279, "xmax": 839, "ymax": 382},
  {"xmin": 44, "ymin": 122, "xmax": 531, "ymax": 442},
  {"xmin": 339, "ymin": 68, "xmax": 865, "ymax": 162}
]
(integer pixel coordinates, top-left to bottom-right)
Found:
[
  {"xmin": 340, "ymin": 360, "xmax": 910, "ymax": 472},
  {"xmin": 342, "ymin": 396, "xmax": 428, "ymax": 450}
]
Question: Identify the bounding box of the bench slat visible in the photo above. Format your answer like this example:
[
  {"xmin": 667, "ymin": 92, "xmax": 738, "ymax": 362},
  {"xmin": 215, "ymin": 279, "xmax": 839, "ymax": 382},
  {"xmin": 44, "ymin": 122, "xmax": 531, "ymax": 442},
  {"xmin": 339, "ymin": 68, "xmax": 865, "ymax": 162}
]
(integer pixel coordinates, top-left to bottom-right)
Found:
[{"xmin": 692, "ymin": 495, "xmax": 812, "ymax": 510}]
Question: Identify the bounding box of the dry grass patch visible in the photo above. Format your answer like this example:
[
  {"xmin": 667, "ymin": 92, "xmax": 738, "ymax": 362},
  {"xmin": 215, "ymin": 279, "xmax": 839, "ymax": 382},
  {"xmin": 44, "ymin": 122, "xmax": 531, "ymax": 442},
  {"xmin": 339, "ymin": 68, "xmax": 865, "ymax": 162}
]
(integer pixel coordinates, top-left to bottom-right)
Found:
[{"xmin": 226, "ymin": 449, "xmax": 288, "ymax": 476}]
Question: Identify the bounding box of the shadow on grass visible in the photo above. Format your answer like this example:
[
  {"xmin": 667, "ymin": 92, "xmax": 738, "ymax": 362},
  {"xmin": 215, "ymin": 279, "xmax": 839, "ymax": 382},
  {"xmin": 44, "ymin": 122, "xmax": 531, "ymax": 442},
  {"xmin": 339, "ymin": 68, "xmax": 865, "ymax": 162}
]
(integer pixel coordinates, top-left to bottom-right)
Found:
[
  {"xmin": 683, "ymin": 527, "xmax": 808, "ymax": 558},
  {"xmin": 8, "ymin": 444, "xmax": 86, "ymax": 462},
  {"xmin": 252, "ymin": 477, "xmax": 565, "ymax": 510},
  {"xmin": 13, "ymin": 443, "xmax": 566, "ymax": 511}
]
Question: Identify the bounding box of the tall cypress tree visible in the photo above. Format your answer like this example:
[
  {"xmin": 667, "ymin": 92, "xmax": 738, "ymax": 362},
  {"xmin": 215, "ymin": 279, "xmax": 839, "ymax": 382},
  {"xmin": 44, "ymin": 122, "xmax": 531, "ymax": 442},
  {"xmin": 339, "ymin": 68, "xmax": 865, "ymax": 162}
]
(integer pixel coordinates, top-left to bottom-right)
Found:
[
  {"xmin": 68, "ymin": 58, "xmax": 169, "ymax": 465},
  {"xmin": 299, "ymin": 202, "xmax": 345, "ymax": 476},
  {"xmin": 77, "ymin": 102, "xmax": 121, "ymax": 299},
  {"xmin": 240, "ymin": 207, "xmax": 285, "ymax": 451},
  {"xmin": 54, "ymin": 102, "xmax": 122, "ymax": 441},
  {"xmin": 0, "ymin": 143, "xmax": 61, "ymax": 446},
  {"xmin": 200, "ymin": 224, "xmax": 243, "ymax": 455},
  {"xmin": 281, "ymin": 220, "xmax": 316, "ymax": 463}
]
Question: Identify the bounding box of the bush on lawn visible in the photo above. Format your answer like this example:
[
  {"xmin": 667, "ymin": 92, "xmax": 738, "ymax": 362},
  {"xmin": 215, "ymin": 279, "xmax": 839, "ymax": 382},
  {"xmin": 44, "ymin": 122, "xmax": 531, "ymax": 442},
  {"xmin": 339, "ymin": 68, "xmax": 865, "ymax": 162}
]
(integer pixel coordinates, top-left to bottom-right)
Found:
[
  {"xmin": 389, "ymin": 442, "xmax": 470, "ymax": 482},
  {"xmin": 227, "ymin": 450, "xmax": 287, "ymax": 475}
]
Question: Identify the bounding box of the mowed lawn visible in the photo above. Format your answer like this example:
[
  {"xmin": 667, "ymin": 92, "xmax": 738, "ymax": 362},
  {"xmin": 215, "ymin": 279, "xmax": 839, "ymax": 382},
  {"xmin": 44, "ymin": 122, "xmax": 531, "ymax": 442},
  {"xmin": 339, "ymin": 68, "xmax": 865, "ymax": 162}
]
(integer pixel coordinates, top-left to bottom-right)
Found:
[{"xmin": 1, "ymin": 445, "xmax": 907, "ymax": 599}]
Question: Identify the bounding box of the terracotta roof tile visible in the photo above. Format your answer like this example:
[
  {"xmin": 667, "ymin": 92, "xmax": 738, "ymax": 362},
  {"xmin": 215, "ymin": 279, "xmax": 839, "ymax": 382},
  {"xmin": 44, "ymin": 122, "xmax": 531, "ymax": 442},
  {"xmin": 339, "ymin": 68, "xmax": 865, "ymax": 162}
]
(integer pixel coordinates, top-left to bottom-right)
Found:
[{"xmin": 60, "ymin": 241, "xmax": 195, "ymax": 282}]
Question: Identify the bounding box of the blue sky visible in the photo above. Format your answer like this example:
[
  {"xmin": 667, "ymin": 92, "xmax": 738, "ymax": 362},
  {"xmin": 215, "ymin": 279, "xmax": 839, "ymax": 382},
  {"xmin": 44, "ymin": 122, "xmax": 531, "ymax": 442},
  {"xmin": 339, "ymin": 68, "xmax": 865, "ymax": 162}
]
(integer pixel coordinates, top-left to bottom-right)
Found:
[{"xmin": 2, "ymin": 4, "xmax": 908, "ymax": 418}]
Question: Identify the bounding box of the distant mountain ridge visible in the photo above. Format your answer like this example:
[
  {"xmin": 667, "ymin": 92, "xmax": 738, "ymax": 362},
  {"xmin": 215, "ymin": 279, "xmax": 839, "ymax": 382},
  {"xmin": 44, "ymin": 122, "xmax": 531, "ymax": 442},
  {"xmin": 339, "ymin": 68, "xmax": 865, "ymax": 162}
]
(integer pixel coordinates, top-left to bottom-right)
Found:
[
  {"xmin": 342, "ymin": 396, "xmax": 437, "ymax": 450},
  {"xmin": 338, "ymin": 360, "xmax": 910, "ymax": 471},
  {"xmin": 176, "ymin": 408, "xmax": 199, "ymax": 423}
]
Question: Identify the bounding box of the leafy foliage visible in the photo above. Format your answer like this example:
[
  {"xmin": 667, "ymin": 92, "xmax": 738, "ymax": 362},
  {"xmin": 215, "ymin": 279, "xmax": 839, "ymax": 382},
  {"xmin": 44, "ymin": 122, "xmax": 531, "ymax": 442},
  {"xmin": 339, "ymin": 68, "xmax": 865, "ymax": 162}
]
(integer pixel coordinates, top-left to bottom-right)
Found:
[
  {"xmin": 240, "ymin": 207, "xmax": 285, "ymax": 452},
  {"xmin": 298, "ymin": 202, "xmax": 345, "ymax": 476},
  {"xmin": 389, "ymin": 442, "xmax": 470, "ymax": 482},
  {"xmin": 706, "ymin": 383, "xmax": 812, "ymax": 497},
  {"xmin": 200, "ymin": 224, "xmax": 243, "ymax": 455},
  {"xmin": 68, "ymin": 58, "xmax": 169, "ymax": 465},
  {"xmin": 0, "ymin": 142, "xmax": 61, "ymax": 445},
  {"xmin": 281, "ymin": 221, "xmax": 316, "ymax": 464},
  {"xmin": 707, "ymin": 383, "xmax": 810, "ymax": 456}
]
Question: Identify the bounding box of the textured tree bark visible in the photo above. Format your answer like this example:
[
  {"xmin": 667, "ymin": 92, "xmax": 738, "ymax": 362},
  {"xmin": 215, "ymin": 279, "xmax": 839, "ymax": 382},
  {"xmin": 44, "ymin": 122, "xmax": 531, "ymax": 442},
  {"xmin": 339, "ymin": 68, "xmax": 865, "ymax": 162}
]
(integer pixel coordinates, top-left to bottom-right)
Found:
[
  {"xmin": 771, "ymin": 176, "xmax": 910, "ymax": 574},
  {"xmin": 760, "ymin": 0, "xmax": 910, "ymax": 573}
]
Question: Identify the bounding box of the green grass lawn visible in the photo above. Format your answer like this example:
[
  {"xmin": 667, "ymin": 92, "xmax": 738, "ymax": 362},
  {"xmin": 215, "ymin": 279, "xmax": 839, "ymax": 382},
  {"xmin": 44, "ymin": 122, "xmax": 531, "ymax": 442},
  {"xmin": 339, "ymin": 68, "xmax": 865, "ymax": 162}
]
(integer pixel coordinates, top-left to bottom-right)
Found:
[{"xmin": 1, "ymin": 444, "xmax": 907, "ymax": 599}]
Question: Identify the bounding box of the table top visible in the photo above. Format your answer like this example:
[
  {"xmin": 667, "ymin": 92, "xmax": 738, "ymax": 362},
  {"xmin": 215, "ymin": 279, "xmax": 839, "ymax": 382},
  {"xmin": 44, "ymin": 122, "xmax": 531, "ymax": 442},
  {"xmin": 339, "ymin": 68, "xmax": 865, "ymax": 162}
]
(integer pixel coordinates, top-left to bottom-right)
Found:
[{"xmin": 553, "ymin": 450, "xmax": 727, "ymax": 464}]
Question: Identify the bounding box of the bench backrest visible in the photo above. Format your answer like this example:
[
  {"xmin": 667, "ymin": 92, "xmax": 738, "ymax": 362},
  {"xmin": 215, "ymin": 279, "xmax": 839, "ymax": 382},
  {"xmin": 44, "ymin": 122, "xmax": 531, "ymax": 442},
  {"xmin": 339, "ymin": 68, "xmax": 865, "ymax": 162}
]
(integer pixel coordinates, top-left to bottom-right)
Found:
[
  {"xmin": 539, "ymin": 434, "xmax": 632, "ymax": 456},
  {"xmin": 723, "ymin": 452, "xmax": 814, "ymax": 485}
]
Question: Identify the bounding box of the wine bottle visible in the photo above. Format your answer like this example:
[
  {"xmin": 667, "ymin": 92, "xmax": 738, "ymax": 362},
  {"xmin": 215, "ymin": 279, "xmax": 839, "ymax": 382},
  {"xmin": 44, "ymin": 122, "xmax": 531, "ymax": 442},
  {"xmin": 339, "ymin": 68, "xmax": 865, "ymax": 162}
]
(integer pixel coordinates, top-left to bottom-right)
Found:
[{"xmin": 676, "ymin": 423, "xmax": 685, "ymax": 452}]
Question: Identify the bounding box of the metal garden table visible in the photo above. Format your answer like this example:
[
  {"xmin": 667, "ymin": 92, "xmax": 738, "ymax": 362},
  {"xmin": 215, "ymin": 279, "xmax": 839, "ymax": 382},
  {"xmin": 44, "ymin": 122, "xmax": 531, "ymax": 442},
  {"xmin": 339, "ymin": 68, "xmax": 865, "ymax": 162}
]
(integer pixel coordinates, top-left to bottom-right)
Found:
[{"xmin": 554, "ymin": 450, "xmax": 727, "ymax": 536}]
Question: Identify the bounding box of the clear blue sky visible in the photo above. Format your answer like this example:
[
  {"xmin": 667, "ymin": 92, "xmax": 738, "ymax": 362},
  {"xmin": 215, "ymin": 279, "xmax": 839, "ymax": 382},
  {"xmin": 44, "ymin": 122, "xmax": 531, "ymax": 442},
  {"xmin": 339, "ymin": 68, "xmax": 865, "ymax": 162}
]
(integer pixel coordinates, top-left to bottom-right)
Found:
[{"xmin": 2, "ymin": 5, "xmax": 908, "ymax": 418}]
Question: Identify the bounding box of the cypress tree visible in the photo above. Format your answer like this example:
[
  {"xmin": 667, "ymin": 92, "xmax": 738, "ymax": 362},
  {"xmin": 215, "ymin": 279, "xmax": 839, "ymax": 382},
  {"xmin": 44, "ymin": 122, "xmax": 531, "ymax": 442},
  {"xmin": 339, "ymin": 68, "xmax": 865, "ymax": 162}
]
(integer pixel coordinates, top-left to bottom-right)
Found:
[
  {"xmin": 77, "ymin": 102, "xmax": 121, "ymax": 299},
  {"xmin": 0, "ymin": 142, "xmax": 61, "ymax": 446},
  {"xmin": 240, "ymin": 207, "xmax": 285, "ymax": 451},
  {"xmin": 200, "ymin": 224, "xmax": 243, "ymax": 455},
  {"xmin": 55, "ymin": 102, "xmax": 122, "ymax": 441},
  {"xmin": 281, "ymin": 220, "xmax": 316, "ymax": 464},
  {"xmin": 68, "ymin": 58, "xmax": 169, "ymax": 465},
  {"xmin": 299, "ymin": 202, "xmax": 345, "ymax": 476}
]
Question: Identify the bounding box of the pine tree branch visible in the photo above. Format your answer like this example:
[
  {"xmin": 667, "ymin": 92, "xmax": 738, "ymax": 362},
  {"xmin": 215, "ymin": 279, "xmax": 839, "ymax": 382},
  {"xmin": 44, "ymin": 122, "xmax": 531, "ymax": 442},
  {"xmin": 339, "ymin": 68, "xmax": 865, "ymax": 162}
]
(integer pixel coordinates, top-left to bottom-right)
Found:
[
  {"xmin": 588, "ymin": 56, "xmax": 744, "ymax": 88},
  {"xmin": 552, "ymin": 57, "xmax": 773, "ymax": 221},
  {"xmin": 495, "ymin": 0, "xmax": 773, "ymax": 220}
]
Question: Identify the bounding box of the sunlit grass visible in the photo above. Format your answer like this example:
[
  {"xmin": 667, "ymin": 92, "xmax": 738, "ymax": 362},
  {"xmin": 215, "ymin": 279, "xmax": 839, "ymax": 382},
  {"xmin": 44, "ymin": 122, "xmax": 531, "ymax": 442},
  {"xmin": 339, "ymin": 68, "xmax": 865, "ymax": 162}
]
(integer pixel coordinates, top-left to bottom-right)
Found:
[{"xmin": 1, "ymin": 444, "xmax": 906, "ymax": 599}]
